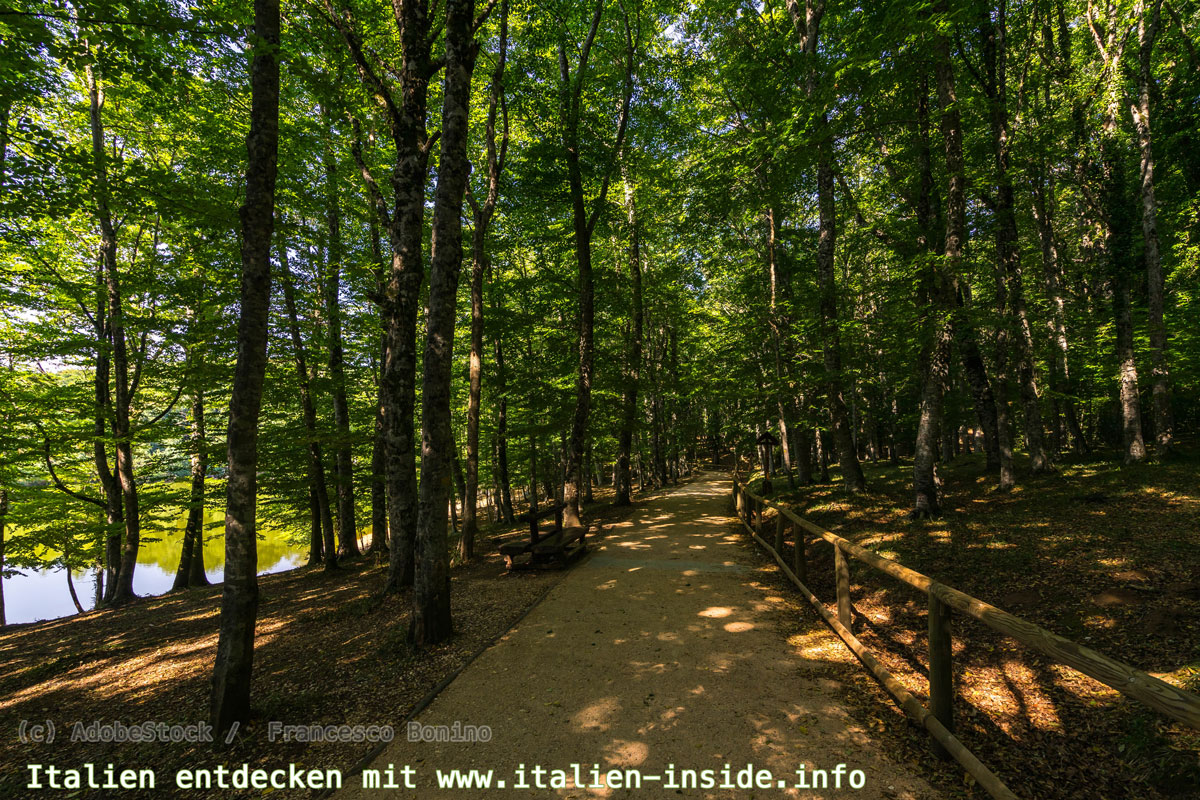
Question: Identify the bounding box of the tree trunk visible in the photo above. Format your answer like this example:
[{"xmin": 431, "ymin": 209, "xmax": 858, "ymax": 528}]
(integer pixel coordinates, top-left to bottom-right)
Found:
[
  {"xmin": 369, "ymin": 332, "xmax": 388, "ymax": 553},
  {"xmin": 321, "ymin": 115, "xmax": 359, "ymax": 558},
  {"xmin": 560, "ymin": 0, "xmax": 632, "ymax": 527},
  {"xmin": 584, "ymin": 442, "xmax": 594, "ymax": 504},
  {"xmin": 1090, "ymin": 0, "xmax": 1146, "ymax": 464},
  {"xmin": 982, "ymin": 3, "xmax": 1048, "ymax": 477},
  {"xmin": 280, "ymin": 244, "xmax": 337, "ymax": 570},
  {"xmin": 1132, "ymin": 0, "xmax": 1172, "ymax": 456},
  {"xmin": 366, "ymin": 217, "xmax": 388, "ymax": 555},
  {"xmin": 173, "ymin": 390, "xmax": 208, "ymax": 590},
  {"xmin": 210, "ymin": 0, "xmax": 279, "ymax": 737},
  {"xmin": 493, "ymin": 327, "xmax": 515, "ymax": 523},
  {"xmin": 817, "ymin": 153, "xmax": 866, "ymax": 491},
  {"xmin": 91, "ymin": 269, "xmax": 123, "ymax": 605},
  {"xmin": 915, "ymin": 57, "xmax": 958, "ymax": 517},
  {"xmin": 410, "ymin": 0, "xmax": 477, "ymax": 647},
  {"xmin": 462, "ymin": 0, "xmax": 508, "ymax": 559},
  {"xmin": 562, "ymin": 150, "xmax": 596, "ymax": 527},
  {"xmin": 616, "ymin": 158, "xmax": 643, "ymax": 507},
  {"xmin": 1031, "ymin": 161, "xmax": 1088, "ymax": 456},
  {"xmin": 0, "ymin": 488, "xmax": 7, "ymax": 626},
  {"xmin": 86, "ymin": 59, "xmax": 141, "ymax": 605},
  {"xmin": 330, "ymin": 0, "xmax": 435, "ymax": 595},
  {"xmin": 66, "ymin": 561, "xmax": 84, "ymax": 615},
  {"xmin": 463, "ymin": 231, "xmax": 485, "ymax": 559},
  {"xmin": 309, "ymin": 486, "xmax": 323, "ymax": 565}
]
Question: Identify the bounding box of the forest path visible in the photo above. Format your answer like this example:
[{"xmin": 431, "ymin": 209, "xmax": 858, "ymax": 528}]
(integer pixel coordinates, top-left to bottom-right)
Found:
[{"xmin": 335, "ymin": 472, "xmax": 941, "ymax": 799}]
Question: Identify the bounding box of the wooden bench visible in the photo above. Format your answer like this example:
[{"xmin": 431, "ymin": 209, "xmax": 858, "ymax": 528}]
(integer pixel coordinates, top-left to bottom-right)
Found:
[{"xmin": 497, "ymin": 503, "xmax": 587, "ymax": 570}]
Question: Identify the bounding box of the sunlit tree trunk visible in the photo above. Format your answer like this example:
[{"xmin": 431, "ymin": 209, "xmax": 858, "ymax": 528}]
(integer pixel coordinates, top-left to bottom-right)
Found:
[
  {"xmin": 1131, "ymin": 0, "xmax": 1172, "ymax": 456},
  {"xmin": 1089, "ymin": 7, "xmax": 1146, "ymax": 463}
]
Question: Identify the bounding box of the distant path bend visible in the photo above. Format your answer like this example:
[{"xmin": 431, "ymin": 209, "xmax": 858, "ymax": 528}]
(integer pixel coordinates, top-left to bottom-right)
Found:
[{"xmin": 336, "ymin": 472, "xmax": 941, "ymax": 799}]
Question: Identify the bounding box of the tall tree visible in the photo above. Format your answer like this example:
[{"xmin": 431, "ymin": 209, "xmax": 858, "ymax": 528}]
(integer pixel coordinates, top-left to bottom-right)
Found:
[
  {"xmin": 462, "ymin": 0, "xmax": 510, "ymax": 560},
  {"xmin": 980, "ymin": 0, "xmax": 1049, "ymax": 479},
  {"xmin": 1088, "ymin": 1, "xmax": 1147, "ymax": 463},
  {"xmin": 1130, "ymin": 0, "xmax": 1172, "ymax": 456},
  {"xmin": 210, "ymin": 0, "xmax": 280, "ymax": 735},
  {"xmin": 409, "ymin": 0, "xmax": 481, "ymax": 646},
  {"xmin": 320, "ymin": 105, "xmax": 360, "ymax": 556},
  {"xmin": 786, "ymin": 0, "xmax": 866, "ymax": 492},
  {"xmin": 327, "ymin": 0, "xmax": 436, "ymax": 593},
  {"xmin": 84, "ymin": 52, "xmax": 142, "ymax": 604},
  {"xmin": 559, "ymin": 0, "xmax": 634, "ymax": 527},
  {"xmin": 279, "ymin": 242, "xmax": 337, "ymax": 570},
  {"xmin": 615, "ymin": 152, "xmax": 644, "ymax": 506}
]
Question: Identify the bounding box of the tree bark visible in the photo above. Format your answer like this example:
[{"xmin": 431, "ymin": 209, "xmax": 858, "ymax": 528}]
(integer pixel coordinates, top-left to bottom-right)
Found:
[
  {"xmin": 787, "ymin": 0, "xmax": 864, "ymax": 492},
  {"xmin": 366, "ymin": 217, "xmax": 388, "ymax": 555},
  {"xmin": 410, "ymin": 0, "xmax": 478, "ymax": 647},
  {"xmin": 210, "ymin": 0, "xmax": 279, "ymax": 736},
  {"xmin": 369, "ymin": 332, "xmax": 388, "ymax": 553}
]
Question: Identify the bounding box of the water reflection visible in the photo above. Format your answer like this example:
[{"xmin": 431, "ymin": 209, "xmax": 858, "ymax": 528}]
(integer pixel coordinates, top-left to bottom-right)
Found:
[{"xmin": 3, "ymin": 506, "xmax": 307, "ymax": 626}]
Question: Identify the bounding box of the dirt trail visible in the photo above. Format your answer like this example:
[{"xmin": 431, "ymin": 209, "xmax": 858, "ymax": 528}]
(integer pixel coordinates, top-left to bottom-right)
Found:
[{"xmin": 336, "ymin": 473, "xmax": 941, "ymax": 799}]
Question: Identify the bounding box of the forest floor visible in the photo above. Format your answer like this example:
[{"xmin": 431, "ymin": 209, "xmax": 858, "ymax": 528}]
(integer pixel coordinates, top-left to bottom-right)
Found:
[
  {"xmin": 746, "ymin": 448, "xmax": 1200, "ymax": 800},
  {"xmin": 2, "ymin": 454, "xmax": 1197, "ymax": 800},
  {"xmin": 0, "ymin": 487, "xmax": 638, "ymax": 799},
  {"xmin": 334, "ymin": 470, "xmax": 940, "ymax": 800}
]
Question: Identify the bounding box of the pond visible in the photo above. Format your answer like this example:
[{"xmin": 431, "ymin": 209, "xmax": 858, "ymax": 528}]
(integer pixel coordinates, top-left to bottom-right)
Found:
[{"xmin": 2, "ymin": 506, "xmax": 309, "ymax": 626}]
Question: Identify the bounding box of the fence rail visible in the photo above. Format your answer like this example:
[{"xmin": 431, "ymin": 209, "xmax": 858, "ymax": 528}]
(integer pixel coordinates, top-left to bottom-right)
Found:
[{"xmin": 732, "ymin": 476, "xmax": 1200, "ymax": 800}]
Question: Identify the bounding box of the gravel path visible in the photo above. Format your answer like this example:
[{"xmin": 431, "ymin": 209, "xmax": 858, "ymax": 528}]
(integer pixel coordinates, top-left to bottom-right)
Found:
[{"xmin": 335, "ymin": 472, "xmax": 942, "ymax": 799}]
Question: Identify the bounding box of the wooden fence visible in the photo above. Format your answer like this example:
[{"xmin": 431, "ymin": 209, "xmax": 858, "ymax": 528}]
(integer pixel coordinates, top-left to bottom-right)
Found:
[{"xmin": 732, "ymin": 477, "xmax": 1200, "ymax": 800}]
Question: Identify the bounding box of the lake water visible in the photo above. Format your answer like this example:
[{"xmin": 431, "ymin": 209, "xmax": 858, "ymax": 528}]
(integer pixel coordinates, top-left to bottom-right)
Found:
[{"xmin": 2, "ymin": 506, "xmax": 309, "ymax": 626}]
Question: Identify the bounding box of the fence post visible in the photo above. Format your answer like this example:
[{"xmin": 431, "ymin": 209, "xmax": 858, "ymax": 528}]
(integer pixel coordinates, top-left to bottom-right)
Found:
[
  {"xmin": 928, "ymin": 593, "xmax": 954, "ymax": 759},
  {"xmin": 774, "ymin": 513, "xmax": 785, "ymax": 554},
  {"xmin": 792, "ymin": 526, "xmax": 806, "ymax": 583},
  {"xmin": 755, "ymin": 498, "xmax": 764, "ymax": 537},
  {"xmin": 835, "ymin": 545, "xmax": 852, "ymax": 631}
]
